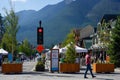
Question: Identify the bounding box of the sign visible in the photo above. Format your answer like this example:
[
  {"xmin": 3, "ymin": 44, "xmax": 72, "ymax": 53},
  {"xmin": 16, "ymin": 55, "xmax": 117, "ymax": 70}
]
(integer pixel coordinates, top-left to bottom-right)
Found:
[
  {"xmin": 8, "ymin": 53, "xmax": 13, "ymax": 62},
  {"xmin": 36, "ymin": 45, "xmax": 44, "ymax": 53},
  {"xmin": 51, "ymin": 49, "xmax": 59, "ymax": 72}
]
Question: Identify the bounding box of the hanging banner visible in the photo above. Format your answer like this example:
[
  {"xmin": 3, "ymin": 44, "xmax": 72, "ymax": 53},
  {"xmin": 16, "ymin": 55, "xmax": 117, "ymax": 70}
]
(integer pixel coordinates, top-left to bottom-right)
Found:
[
  {"xmin": 8, "ymin": 53, "xmax": 13, "ymax": 62},
  {"xmin": 51, "ymin": 49, "xmax": 59, "ymax": 72}
]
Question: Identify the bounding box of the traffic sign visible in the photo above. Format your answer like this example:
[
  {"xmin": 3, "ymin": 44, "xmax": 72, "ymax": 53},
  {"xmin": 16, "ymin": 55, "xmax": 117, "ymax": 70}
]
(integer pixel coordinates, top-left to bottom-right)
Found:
[{"xmin": 36, "ymin": 45, "xmax": 44, "ymax": 53}]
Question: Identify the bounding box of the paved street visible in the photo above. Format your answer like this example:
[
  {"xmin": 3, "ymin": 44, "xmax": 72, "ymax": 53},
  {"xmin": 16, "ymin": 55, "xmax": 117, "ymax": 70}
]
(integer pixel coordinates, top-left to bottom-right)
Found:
[
  {"xmin": 0, "ymin": 61, "xmax": 120, "ymax": 80},
  {"xmin": 23, "ymin": 61, "xmax": 36, "ymax": 72}
]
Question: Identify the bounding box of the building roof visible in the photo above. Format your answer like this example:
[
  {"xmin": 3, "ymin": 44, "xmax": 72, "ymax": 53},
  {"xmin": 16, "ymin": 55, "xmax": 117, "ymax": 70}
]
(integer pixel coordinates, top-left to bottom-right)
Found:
[
  {"xmin": 101, "ymin": 14, "xmax": 120, "ymax": 23},
  {"xmin": 80, "ymin": 25, "xmax": 94, "ymax": 39}
]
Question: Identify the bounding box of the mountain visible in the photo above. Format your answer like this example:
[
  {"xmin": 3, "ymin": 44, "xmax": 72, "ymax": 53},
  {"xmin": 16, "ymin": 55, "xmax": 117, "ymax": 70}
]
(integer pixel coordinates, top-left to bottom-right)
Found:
[
  {"xmin": 16, "ymin": 0, "xmax": 120, "ymax": 47},
  {"xmin": 86, "ymin": 0, "xmax": 120, "ymax": 23}
]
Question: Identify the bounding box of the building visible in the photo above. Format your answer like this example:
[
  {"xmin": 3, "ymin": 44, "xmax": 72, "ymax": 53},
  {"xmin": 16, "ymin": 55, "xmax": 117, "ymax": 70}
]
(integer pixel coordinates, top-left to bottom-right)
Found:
[
  {"xmin": 79, "ymin": 25, "xmax": 95, "ymax": 49},
  {"xmin": 90, "ymin": 14, "xmax": 119, "ymax": 60}
]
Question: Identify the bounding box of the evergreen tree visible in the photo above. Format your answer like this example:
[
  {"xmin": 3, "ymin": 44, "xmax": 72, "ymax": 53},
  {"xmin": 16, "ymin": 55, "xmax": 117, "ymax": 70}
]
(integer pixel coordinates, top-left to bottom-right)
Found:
[
  {"xmin": 65, "ymin": 43, "xmax": 76, "ymax": 63},
  {"xmin": 61, "ymin": 29, "xmax": 76, "ymax": 63},
  {"xmin": 62, "ymin": 29, "xmax": 75, "ymax": 47},
  {"xmin": 107, "ymin": 16, "xmax": 120, "ymax": 67}
]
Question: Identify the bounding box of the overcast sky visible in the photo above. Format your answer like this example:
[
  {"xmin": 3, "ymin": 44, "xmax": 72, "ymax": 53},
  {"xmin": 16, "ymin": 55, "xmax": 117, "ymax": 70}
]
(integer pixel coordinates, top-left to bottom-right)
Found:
[{"xmin": 0, "ymin": 0, "xmax": 63, "ymax": 16}]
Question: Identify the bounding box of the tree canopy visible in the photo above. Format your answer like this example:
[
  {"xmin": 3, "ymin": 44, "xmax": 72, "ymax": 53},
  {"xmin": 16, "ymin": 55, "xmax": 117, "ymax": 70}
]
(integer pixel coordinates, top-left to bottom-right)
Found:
[
  {"xmin": 1, "ymin": 8, "xmax": 19, "ymax": 54},
  {"xmin": 64, "ymin": 43, "xmax": 76, "ymax": 63},
  {"xmin": 61, "ymin": 29, "xmax": 75, "ymax": 47},
  {"xmin": 18, "ymin": 39, "xmax": 35, "ymax": 56},
  {"xmin": 107, "ymin": 16, "xmax": 120, "ymax": 67}
]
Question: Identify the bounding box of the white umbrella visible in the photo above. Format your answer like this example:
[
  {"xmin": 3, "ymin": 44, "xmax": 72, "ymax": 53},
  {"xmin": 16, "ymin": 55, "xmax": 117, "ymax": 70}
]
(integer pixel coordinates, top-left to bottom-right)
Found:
[
  {"xmin": 0, "ymin": 48, "xmax": 8, "ymax": 55},
  {"xmin": 52, "ymin": 45, "xmax": 59, "ymax": 49},
  {"xmin": 75, "ymin": 45, "xmax": 88, "ymax": 53},
  {"xmin": 52, "ymin": 45, "xmax": 61, "ymax": 53},
  {"xmin": 60, "ymin": 45, "xmax": 88, "ymax": 53}
]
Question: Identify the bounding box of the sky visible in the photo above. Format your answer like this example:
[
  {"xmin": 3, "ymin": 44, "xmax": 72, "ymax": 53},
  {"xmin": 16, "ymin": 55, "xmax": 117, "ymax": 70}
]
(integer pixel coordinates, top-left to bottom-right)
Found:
[{"xmin": 0, "ymin": 0, "xmax": 63, "ymax": 16}]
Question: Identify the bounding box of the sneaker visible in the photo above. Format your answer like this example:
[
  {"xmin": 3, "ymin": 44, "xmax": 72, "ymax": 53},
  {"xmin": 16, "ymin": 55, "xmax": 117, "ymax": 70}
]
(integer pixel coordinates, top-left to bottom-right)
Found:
[{"xmin": 92, "ymin": 76, "xmax": 96, "ymax": 78}]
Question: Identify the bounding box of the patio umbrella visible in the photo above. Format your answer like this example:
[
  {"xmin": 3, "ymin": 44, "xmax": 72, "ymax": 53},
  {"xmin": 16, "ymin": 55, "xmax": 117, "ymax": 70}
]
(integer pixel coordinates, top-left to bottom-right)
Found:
[
  {"xmin": 0, "ymin": 48, "xmax": 8, "ymax": 55},
  {"xmin": 60, "ymin": 45, "xmax": 88, "ymax": 53},
  {"xmin": 75, "ymin": 45, "xmax": 88, "ymax": 53},
  {"xmin": 52, "ymin": 45, "xmax": 59, "ymax": 49}
]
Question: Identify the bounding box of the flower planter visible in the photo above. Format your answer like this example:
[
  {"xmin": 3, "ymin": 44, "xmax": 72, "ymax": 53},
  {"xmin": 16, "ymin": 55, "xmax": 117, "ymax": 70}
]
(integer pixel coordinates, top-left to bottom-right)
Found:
[
  {"xmin": 59, "ymin": 63, "xmax": 80, "ymax": 73},
  {"xmin": 92, "ymin": 63, "xmax": 114, "ymax": 73},
  {"xmin": 35, "ymin": 65, "xmax": 45, "ymax": 71},
  {"xmin": 2, "ymin": 63, "xmax": 23, "ymax": 74},
  {"xmin": 35, "ymin": 61, "xmax": 45, "ymax": 71}
]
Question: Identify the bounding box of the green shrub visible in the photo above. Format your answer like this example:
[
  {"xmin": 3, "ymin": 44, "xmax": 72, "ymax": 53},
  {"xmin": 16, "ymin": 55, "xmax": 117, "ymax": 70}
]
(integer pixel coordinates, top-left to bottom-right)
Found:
[{"xmin": 35, "ymin": 61, "xmax": 45, "ymax": 71}]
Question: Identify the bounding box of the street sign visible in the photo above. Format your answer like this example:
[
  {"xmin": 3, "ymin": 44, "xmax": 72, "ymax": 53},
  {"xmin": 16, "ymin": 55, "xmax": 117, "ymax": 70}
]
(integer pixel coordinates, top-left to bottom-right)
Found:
[
  {"xmin": 36, "ymin": 45, "xmax": 44, "ymax": 53},
  {"xmin": 51, "ymin": 49, "xmax": 59, "ymax": 72}
]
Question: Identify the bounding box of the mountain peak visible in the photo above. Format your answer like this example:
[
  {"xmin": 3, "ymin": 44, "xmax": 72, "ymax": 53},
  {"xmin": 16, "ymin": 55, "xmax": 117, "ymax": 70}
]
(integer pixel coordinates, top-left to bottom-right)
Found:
[{"xmin": 17, "ymin": 0, "xmax": 120, "ymax": 47}]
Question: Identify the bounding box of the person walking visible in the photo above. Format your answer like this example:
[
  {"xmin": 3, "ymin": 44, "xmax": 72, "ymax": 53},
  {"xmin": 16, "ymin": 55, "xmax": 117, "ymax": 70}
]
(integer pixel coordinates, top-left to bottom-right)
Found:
[
  {"xmin": 84, "ymin": 50, "xmax": 96, "ymax": 78},
  {"xmin": 0, "ymin": 54, "xmax": 2, "ymax": 66},
  {"xmin": 99, "ymin": 52, "xmax": 104, "ymax": 63}
]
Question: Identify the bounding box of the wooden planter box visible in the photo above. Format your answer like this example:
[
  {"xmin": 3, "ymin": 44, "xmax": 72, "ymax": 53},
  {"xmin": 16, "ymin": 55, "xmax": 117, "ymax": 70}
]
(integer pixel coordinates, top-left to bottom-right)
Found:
[
  {"xmin": 92, "ymin": 63, "xmax": 114, "ymax": 73},
  {"xmin": 59, "ymin": 63, "xmax": 80, "ymax": 73},
  {"xmin": 2, "ymin": 63, "xmax": 23, "ymax": 74}
]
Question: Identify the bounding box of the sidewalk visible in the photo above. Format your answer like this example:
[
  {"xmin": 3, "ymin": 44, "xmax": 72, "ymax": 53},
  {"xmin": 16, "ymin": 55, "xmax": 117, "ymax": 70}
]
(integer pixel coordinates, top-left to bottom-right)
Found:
[
  {"xmin": 0, "ymin": 68, "xmax": 120, "ymax": 80},
  {"xmin": 0, "ymin": 62, "xmax": 120, "ymax": 80}
]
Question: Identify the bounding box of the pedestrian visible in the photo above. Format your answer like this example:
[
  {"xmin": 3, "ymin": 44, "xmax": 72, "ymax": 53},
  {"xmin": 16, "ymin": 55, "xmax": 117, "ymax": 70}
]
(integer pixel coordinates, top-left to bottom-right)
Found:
[
  {"xmin": 0, "ymin": 54, "xmax": 2, "ymax": 66},
  {"xmin": 21, "ymin": 55, "xmax": 24, "ymax": 62},
  {"xmin": 84, "ymin": 50, "xmax": 96, "ymax": 78},
  {"xmin": 99, "ymin": 52, "xmax": 104, "ymax": 63}
]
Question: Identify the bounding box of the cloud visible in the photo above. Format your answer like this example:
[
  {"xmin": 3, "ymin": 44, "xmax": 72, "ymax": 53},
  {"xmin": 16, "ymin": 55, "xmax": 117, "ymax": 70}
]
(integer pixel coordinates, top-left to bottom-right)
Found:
[{"xmin": 11, "ymin": 0, "xmax": 27, "ymax": 2}]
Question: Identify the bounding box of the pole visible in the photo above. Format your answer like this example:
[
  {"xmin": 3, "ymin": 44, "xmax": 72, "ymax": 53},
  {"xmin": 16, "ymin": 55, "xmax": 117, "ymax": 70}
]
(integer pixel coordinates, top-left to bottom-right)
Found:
[{"xmin": 39, "ymin": 20, "xmax": 42, "ymax": 27}]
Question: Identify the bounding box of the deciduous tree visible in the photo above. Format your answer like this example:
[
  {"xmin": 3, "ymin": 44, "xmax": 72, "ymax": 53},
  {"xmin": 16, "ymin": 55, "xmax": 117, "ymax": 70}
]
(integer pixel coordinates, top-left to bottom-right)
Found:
[
  {"xmin": 1, "ymin": 8, "xmax": 19, "ymax": 55},
  {"xmin": 107, "ymin": 16, "xmax": 120, "ymax": 67}
]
